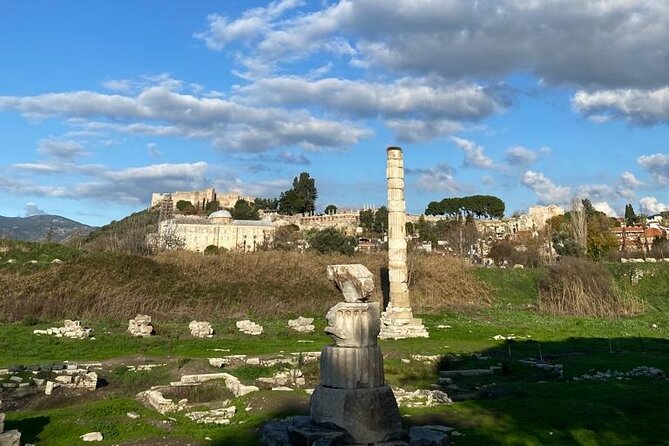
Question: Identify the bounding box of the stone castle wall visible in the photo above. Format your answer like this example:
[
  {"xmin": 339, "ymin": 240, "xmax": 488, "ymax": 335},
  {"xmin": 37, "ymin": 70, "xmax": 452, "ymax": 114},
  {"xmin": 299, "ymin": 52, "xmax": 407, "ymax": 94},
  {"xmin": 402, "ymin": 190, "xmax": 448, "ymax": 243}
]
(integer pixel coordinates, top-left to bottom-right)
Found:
[{"xmin": 150, "ymin": 189, "xmax": 254, "ymax": 210}]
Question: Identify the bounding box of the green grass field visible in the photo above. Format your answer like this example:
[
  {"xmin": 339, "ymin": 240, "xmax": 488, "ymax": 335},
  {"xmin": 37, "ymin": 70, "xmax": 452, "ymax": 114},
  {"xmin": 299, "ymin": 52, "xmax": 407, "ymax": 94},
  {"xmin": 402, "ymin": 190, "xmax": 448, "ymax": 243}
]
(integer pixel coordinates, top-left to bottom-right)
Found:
[{"xmin": 1, "ymin": 257, "xmax": 669, "ymax": 445}]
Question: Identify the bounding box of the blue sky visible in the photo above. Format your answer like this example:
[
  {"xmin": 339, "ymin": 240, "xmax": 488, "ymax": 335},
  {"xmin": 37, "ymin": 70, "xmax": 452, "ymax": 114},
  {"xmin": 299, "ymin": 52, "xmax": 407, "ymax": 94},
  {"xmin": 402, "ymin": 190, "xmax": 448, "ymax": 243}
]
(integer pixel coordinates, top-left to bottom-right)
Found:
[{"xmin": 1, "ymin": 0, "xmax": 668, "ymax": 226}]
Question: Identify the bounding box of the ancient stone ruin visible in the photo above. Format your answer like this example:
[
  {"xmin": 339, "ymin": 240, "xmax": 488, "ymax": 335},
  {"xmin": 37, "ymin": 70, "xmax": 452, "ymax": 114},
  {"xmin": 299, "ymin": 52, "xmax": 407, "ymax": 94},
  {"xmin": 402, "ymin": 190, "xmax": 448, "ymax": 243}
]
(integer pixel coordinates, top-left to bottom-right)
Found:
[
  {"xmin": 0, "ymin": 408, "xmax": 21, "ymax": 446},
  {"xmin": 380, "ymin": 146, "xmax": 429, "ymax": 340},
  {"xmin": 287, "ymin": 316, "xmax": 315, "ymax": 333},
  {"xmin": 261, "ymin": 264, "xmax": 403, "ymax": 444},
  {"xmin": 189, "ymin": 320, "xmax": 214, "ymax": 338},
  {"xmin": 128, "ymin": 314, "xmax": 154, "ymax": 337},
  {"xmin": 33, "ymin": 320, "xmax": 93, "ymax": 339},
  {"xmin": 236, "ymin": 320, "xmax": 263, "ymax": 335}
]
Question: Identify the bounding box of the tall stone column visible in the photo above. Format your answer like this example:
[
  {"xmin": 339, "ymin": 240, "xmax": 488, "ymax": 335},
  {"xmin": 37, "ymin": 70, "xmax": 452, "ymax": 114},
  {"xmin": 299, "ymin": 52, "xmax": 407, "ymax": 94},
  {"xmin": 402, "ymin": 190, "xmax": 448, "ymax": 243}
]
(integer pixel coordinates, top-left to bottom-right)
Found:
[{"xmin": 380, "ymin": 146, "xmax": 429, "ymax": 339}]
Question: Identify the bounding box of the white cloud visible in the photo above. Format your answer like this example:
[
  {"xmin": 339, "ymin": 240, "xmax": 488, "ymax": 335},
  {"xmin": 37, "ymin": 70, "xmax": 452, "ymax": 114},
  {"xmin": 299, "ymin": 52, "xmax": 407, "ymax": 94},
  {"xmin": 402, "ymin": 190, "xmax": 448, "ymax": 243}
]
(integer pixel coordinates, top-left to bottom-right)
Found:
[
  {"xmin": 639, "ymin": 196, "xmax": 669, "ymax": 214},
  {"xmin": 450, "ymin": 137, "xmax": 495, "ymax": 170},
  {"xmin": 385, "ymin": 119, "xmax": 462, "ymax": 143},
  {"xmin": 24, "ymin": 202, "xmax": 46, "ymax": 217},
  {"xmin": 620, "ymin": 171, "xmax": 644, "ymax": 188},
  {"xmin": 504, "ymin": 146, "xmax": 540, "ymax": 166},
  {"xmin": 204, "ymin": 0, "xmax": 669, "ymax": 89},
  {"xmin": 572, "ymin": 87, "xmax": 669, "ymax": 124},
  {"xmin": 147, "ymin": 143, "xmax": 160, "ymax": 158},
  {"xmin": 637, "ymin": 153, "xmax": 669, "ymax": 185},
  {"xmin": 407, "ymin": 163, "xmax": 459, "ymax": 193},
  {"xmin": 195, "ymin": 0, "xmax": 304, "ymax": 51},
  {"xmin": 0, "ymin": 85, "xmax": 370, "ymax": 152},
  {"xmin": 521, "ymin": 170, "xmax": 571, "ymax": 204},
  {"xmin": 37, "ymin": 138, "xmax": 87, "ymax": 159},
  {"xmin": 2, "ymin": 162, "xmax": 211, "ymax": 205},
  {"xmin": 592, "ymin": 201, "xmax": 617, "ymax": 217}
]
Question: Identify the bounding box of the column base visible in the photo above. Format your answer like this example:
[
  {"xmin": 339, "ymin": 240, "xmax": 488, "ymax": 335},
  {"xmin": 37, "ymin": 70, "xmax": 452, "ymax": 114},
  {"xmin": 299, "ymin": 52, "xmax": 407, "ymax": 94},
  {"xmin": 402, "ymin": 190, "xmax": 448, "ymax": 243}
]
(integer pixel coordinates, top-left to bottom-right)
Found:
[{"xmin": 379, "ymin": 305, "xmax": 429, "ymax": 340}]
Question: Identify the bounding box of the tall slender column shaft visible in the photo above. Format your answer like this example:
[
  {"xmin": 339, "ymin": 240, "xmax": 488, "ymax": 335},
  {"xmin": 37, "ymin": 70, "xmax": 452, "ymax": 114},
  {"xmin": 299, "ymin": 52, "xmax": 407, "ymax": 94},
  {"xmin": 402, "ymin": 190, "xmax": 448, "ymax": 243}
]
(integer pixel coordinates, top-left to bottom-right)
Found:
[
  {"xmin": 386, "ymin": 147, "xmax": 411, "ymax": 309},
  {"xmin": 380, "ymin": 146, "xmax": 428, "ymax": 339}
]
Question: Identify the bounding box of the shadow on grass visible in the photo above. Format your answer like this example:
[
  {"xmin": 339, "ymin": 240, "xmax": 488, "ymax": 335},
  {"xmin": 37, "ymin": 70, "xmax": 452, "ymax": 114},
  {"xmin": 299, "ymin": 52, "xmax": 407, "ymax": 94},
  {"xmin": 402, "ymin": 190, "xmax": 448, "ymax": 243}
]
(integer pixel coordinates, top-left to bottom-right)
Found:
[
  {"xmin": 404, "ymin": 336, "xmax": 669, "ymax": 446},
  {"xmin": 5, "ymin": 416, "xmax": 49, "ymax": 444}
]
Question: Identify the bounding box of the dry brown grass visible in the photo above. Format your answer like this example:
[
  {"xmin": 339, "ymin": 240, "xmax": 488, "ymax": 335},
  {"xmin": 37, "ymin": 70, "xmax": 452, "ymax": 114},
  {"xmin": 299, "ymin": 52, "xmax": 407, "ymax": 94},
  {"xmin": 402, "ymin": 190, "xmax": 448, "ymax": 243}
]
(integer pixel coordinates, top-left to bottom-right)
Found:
[
  {"xmin": 538, "ymin": 256, "xmax": 644, "ymax": 317},
  {"xmin": 0, "ymin": 250, "xmax": 491, "ymax": 322}
]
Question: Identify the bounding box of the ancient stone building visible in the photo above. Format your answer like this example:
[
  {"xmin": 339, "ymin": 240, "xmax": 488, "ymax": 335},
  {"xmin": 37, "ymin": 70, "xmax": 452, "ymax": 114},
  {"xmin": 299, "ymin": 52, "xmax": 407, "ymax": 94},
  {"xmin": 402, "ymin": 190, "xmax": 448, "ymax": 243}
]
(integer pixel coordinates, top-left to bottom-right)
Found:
[
  {"xmin": 158, "ymin": 210, "xmax": 274, "ymax": 252},
  {"xmin": 151, "ymin": 188, "xmax": 254, "ymax": 210}
]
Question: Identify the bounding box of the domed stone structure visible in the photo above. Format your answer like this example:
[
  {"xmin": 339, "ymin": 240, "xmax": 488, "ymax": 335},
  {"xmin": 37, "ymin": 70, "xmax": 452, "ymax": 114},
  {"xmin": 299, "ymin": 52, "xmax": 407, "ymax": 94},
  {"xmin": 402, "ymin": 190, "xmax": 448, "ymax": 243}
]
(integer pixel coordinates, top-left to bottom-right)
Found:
[{"xmin": 208, "ymin": 210, "xmax": 233, "ymax": 224}]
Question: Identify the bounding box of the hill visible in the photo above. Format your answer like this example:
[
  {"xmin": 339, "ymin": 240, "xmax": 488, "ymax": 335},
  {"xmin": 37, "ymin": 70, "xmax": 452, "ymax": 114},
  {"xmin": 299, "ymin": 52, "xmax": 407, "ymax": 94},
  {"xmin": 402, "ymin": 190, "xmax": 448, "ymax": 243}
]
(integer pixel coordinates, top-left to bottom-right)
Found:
[{"xmin": 0, "ymin": 214, "xmax": 93, "ymax": 242}]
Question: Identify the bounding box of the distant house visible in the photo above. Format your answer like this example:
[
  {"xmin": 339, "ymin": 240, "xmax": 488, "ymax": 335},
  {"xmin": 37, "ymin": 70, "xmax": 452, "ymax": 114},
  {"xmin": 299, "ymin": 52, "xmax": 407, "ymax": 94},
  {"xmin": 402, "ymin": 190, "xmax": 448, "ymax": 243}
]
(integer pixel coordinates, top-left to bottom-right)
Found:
[{"xmin": 610, "ymin": 226, "xmax": 666, "ymax": 251}]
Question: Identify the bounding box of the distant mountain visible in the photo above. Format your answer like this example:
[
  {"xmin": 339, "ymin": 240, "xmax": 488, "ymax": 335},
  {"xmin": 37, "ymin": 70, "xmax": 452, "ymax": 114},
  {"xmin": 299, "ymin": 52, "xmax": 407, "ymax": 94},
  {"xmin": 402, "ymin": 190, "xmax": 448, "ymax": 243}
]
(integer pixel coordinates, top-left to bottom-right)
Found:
[{"xmin": 0, "ymin": 214, "xmax": 94, "ymax": 242}]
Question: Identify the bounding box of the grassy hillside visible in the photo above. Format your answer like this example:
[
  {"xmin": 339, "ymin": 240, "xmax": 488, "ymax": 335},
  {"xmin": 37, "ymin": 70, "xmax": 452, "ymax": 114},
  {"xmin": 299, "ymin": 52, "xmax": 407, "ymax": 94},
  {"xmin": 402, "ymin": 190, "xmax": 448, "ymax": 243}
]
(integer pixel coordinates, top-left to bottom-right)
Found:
[{"xmin": 0, "ymin": 246, "xmax": 491, "ymax": 322}]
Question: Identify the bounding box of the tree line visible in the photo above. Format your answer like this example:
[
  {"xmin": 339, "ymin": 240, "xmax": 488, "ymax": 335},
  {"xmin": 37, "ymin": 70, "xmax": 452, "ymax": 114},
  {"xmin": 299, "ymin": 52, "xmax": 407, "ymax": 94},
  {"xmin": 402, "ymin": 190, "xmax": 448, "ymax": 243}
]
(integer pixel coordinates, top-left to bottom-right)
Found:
[{"xmin": 425, "ymin": 195, "xmax": 505, "ymax": 219}]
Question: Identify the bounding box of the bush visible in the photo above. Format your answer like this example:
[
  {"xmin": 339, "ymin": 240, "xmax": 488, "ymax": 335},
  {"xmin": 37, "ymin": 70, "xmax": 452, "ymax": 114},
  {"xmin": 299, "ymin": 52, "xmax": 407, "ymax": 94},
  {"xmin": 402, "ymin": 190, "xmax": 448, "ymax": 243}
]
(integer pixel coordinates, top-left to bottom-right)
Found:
[
  {"xmin": 204, "ymin": 245, "xmax": 220, "ymax": 255},
  {"xmin": 307, "ymin": 227, "xmax": 357, "ymax": 255},
  {"xmin": 538, "ymin": 257, "xmax": 643, "ymax": 317}
]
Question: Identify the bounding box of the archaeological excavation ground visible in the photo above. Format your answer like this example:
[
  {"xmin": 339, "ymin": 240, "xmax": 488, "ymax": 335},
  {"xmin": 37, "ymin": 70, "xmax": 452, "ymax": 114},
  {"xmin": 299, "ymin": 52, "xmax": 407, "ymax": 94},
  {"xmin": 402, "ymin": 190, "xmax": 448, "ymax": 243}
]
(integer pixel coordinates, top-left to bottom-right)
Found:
[{"xmin": 1, "ymin": 239, "xmax": 669, "ymax": 445}]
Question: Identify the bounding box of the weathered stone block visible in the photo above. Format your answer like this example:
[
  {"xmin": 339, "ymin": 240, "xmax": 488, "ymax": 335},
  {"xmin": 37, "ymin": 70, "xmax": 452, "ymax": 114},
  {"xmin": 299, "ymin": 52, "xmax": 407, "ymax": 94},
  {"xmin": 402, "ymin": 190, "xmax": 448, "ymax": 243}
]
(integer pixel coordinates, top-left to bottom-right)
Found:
[
  {"xmin": 320, "ymin": 345, "xmax": 384, "ymax": 389},
  {"xmin": 310, "ymin": 385, "xmax": 403, "ymax": 444},
  {"xmin": 326, "ymin": 264, "xmax": 375, "ymax": 302},
  {"xmin": 325, "ymin": 302, "xmax": 380, "ymax": 348}
]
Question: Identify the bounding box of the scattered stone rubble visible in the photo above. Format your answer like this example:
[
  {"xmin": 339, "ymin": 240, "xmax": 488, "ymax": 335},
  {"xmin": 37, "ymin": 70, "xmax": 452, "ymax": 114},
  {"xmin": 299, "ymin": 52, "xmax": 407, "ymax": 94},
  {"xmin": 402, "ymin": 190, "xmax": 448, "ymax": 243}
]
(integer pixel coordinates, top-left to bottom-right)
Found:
[
  {"xmin": 392, "ymin": 388, "xmax": 452, "ymax": 408},
  {"xmin": 189, "ymin": 321, "xmax": 214, "ymax": 338},
  {"xmin": 287, "ymin": 317, "xmax": 315, "ymax": 333},
  {"xmin": 185, "ymin": 406, "xmax": 236, "ymax": 425},
  {"xmin": 0, "ymin": 362, "xmax": 99, "ymax": 396},
  {"xmin": 519, "ymin": 359, "xmax": 564, "ymax": 377},
  {"xmin": 172, "ymin": 373, "xmax": 258, "ymax": 397},
  {"xmin": 128, "ymin": 314, "xmax": 154, "ymax": 337},
  {"xmin": 0, "ymin": 401, "xmax": 21, "ymax": 446},
  {"xmin": 257, "ymin": 369, "xmax": 305, "ymax": 388},
  {"xmin": 236, "ymin": 320, "xmax": 263, "ymax": 335},
  {"xmin": 33, "ymin": 320, "xmax": 93, "ymax": 339},
  {"xmin": 208, "ymin": 352, "xmax": 321, "ymax": 369},
  {"xmin": 136, "ymin": 390, "xmax": 188, "ymax": 414},
  {"xmin": 574, "ymin": 366, "xmax": 666, "ymax": 382}
]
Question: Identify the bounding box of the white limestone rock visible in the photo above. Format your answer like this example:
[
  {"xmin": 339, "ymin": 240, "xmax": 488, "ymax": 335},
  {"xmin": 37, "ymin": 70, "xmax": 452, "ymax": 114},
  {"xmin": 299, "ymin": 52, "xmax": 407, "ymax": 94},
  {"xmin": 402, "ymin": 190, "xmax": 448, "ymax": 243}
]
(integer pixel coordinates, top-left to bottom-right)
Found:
[
  {"xmin": 326, "ymin": 264, "xmax": 375, "ymax": 302},
  {"xmin": 33, "ymin": 320, "xmax": 93, "ymax": 339},
  {"xmin": 189, "ymin": 321, "xmax": 214, "ymax": 338},
  {"xmin": 288, "ymin": 317, "xmax": 315, "ymax": 333},
  {"xmin": 0, "ymin": 430, "xmax": 21, "ymax": 446},
  {"xmin": 128, "ymin": 315, "xmax": 154, "ymax": 337},
  {"xmin": 236, "ymin": 320, "xmax": 263, "ymax": 335},
  {"xmin": 80, "ymin": 432, "xmax": 103, "ymax": 442},
  {"xmin": 186, "ymin": 406, "xmax": 236, "ymax": 424},
  {"xmin": 136, "ymin": 390, "xmax": 186, "ymax": 414}
]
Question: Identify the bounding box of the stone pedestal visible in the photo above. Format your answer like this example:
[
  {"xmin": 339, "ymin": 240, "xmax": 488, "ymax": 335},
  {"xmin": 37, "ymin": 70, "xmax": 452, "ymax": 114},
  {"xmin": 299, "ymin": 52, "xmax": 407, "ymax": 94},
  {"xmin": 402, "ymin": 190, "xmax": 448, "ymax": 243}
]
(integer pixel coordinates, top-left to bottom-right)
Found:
[
  {"xmin": 380, "ymin": 147, "xmax": 428, "ymax": 340},
  {"xmin": 310, "ymin": 385, "xmax": 402, "ymax": 444}
]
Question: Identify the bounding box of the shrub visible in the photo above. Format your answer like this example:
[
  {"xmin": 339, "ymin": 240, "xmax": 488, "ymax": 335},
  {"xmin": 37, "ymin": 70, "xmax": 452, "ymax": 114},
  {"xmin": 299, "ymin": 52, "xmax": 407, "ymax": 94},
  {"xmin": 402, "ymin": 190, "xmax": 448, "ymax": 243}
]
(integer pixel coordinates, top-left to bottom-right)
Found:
[
  {"xmin": 538, "ymin": 256, "xmax": 643, "ymax": 317},
  {"xmin": 204, "ymin": 245, "xmax": 220, "ymax": 255},
  {"xmin": 307, "ymin": 227, "xmax": 357, "ymax": 255}
]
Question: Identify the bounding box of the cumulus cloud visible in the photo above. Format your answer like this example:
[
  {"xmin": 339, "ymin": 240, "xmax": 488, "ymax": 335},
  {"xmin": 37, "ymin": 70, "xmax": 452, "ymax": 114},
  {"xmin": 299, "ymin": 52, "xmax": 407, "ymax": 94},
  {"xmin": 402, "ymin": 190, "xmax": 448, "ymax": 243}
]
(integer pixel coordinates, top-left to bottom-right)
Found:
[
  {"xmin": 621, "ymin": 171, "xmax": 644, "ymax": 188},
  {"xmin": 592, "ymin": 201, "xmax": 617, "ymax": 217},
  {"xmin": 201, "ymin": 0, "xmax": 669, "ymax": 89},
  {"xmin": 37, "ymin": 138, "xmax": 87, "ymax": 159},
  {"xmin": 24, "ymin": 202, "xmax": 46, "ymax": 217},
  {"xmin": 407, "ymin": 163, "xmax": 459, "ymax": 193},
  {"xmin": 572, "ymin": 87, "xmax": 669, "ymax": 124},
  {"xmin": 637, "ymin": 153, "xmax": 669, "ymax": 185},
  {"xmin": 504, "ymin": 145, "xmax": 550, "ymax": 167},
  {"xmin": 450, "ymin": 137, "xmax": 495, "ymax": 170},
  {"xmin": 521, "ymin": 170, "xmax": 571, "ymax": 204},
  {"xmin": 639, "ymin": 196, "xmax": 669, "ymax": 214},
  {"xmin": 0, "ymin": 85, "xmax": 370, "ymax": 152},
  {"xmin": 195, "ymin": 0, "xmax": 304, "ymax": 51},
  {"xmin": 2, "ymin": 162, "xmax": 211, "ymax": 205}
]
